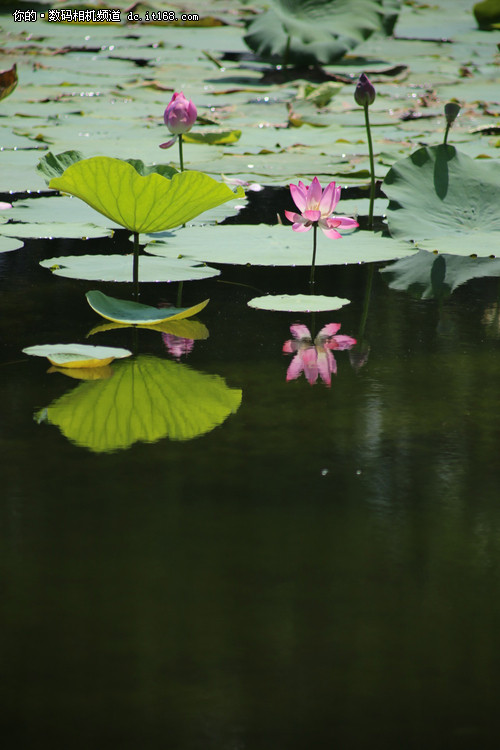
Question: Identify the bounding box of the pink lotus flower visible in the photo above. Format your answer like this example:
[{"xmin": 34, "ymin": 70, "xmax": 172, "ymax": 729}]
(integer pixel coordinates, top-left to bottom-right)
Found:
[
  {"xmin": 162, "ymin": 332, "xmax": 194, "ymax": 359},
  {"xmin": 160, "ymin": 92, "xmax": 197, "ymax": 149},
  {"xmin": 283, "ymin": 323, "xmax": 356, "ymax": 387},
  {"xmin": 284, "ymin": 177, "xmax": 358, "ymax": 239}
]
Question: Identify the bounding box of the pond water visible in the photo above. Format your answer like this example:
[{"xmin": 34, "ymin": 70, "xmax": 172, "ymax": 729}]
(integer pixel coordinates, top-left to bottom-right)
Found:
[{"xmin": 2, "ymin": 228, "xmax": 500, "ymax": 748}]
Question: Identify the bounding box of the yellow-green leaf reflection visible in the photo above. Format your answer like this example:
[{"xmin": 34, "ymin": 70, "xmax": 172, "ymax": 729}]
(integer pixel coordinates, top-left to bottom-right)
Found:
[{"xmin": 36, "ymin": 355, "xmax": 242, "ymax": 453}]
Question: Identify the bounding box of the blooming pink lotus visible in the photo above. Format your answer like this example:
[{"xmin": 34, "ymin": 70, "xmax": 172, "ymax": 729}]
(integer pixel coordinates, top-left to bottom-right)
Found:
[
  {"xmin": 284, "ymin": 177, "xmax": 358, "ymax": 239},
  {"xmin": 283, "ymin": 323, "xmax": 356, "ymax": 387}
]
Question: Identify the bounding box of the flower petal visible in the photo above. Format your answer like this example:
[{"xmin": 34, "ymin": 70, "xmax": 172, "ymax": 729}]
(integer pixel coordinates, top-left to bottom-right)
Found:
[
  {"xmin": 302, "ymin": 347, "xmax": 319, "ymax": 384},
  {"xmin": 290, "ymin": 182, "xmax": 307, "ymax": 212},
  {"xmin": 286, "ymin": 353, "xmax": 304, "ymax": 381},
  {"xmin": 326, "ymin": 334, "xmax": 357, "ymax": 351},
  {"xmin": 317, "ymin": 350, "xmax": 335, "ymax": 386},
  {"xmin": 306, "ymin": 177, "xmax": 322, "ymax": 210},
  {"xmin": 320, "ymin": 225, "xmax": 343, "ymax": 239},
  {"xmin": 159, "ymin": 136, "xmax": 177, "ymax": 149},
  {"xmin": 302, "ymin": 210, "xmax": 321, "ymax": 222},
  {"xmin": 290, "ymin": 324, "xmax": 311, "ymax": 341},
  {"xmin": 318, "ymin": 181, "xmax": 338, "ymax": 216},
  {"xmin": 284, "ymin": 211, "xmax": 312, "ymax": 232},
  {"xmin": 317, "ymin": 323, "xmax": 341, "ymax": 339}
]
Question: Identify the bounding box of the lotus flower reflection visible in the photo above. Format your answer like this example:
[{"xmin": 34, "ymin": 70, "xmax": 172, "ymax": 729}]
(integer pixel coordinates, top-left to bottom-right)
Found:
[
  {"xmin": 283, "ymin": 323, "xmax": 356, "ymax": 387},
  {"xmin": 285, "ymin": 177, "xmax": 358, "ymax": 239}
]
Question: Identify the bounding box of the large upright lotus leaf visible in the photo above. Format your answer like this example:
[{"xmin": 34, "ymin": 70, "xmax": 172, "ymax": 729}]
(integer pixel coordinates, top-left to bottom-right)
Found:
[
  {"xmin": 48, "ymin": 157, "xmax": 244, "ymax": 233},
  {"xmin": 36, "ymin": 355, "xmax": 243, "ymax": 453},
  {"xmin": 244, "ymin": 0, "xmax": 401, "ymax": 66},
  {"xmin": 37, "ymin": 152, "xmax": 178, "ymax": 185},
  {"xmin": 380, "ymin": 249, "xmax": 500, "ymax": 300},
  {"xmin": 383, "ymin": 145, "xmax": 500, "ymax": 244}
]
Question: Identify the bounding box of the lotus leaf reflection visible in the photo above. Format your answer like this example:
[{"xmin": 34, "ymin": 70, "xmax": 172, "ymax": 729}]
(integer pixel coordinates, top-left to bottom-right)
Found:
[{"xmin": 36, "ymin": 355, "xmax": 242, "ymax": 453}]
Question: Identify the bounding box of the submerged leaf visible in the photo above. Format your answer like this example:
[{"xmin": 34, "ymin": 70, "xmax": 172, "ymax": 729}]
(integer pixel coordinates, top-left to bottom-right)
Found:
[{"xmin": 48, "ymin": 156, "xmax": 244, "ymax": 233}]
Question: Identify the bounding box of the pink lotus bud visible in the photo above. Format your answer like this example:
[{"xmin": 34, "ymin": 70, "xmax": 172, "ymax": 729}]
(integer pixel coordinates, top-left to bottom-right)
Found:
[
  {"xmin": 163, "ymin": 92, "xmax": 197, "ymax": 135},
  {"xmin": 354, "ymin": 73, "xmax": 376, "ymax": 107}
]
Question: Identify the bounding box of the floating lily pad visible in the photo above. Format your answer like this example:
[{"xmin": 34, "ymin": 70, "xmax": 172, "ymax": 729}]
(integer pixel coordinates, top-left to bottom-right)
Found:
[
  {"xmin": 35, "ymin": 354, "xmax": 243, "ymax": 452},
  {"xmin": 0, "ymin": 235, "xmax": 24, "ymax": 253},
  {"xmin": 48, "ymin": 156, "xmax": 244, "ymax": 233},
  {"xmin": 86, "ymin": 290, "xmax": 209, "ymax": 325},
  {"xmin": 39, "ymin": 254, "xmax": 220, "ymax": 282},
  {"xmin": 383, "ymin": 145, "xmax": 500, "ymax": 249},
  {"xmin": 22, "ymin": 343, "xmax": 132, "ymax": 368},
  {"xmin": 143, "ymin": 225, "xmax": 416, "ymax": 266},
  {"xmin": 248, "ymin": 293, "xmax": 351, "ymax": 312}
]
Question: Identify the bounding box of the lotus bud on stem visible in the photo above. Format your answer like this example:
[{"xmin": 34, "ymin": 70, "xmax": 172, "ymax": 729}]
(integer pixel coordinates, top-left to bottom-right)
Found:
[
  {"xmin": 443, "ymin": 101, "xmax": 460, "ymax": 145},
  {"xmin": 354, "ymin": 73, "xmax": 376, "ymax": 230}
]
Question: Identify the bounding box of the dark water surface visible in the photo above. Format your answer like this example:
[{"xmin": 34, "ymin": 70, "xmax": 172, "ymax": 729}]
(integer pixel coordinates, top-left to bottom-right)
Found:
[{"xmin": 2, "ymin": 235, "xmax": 500, "ymax": 749}]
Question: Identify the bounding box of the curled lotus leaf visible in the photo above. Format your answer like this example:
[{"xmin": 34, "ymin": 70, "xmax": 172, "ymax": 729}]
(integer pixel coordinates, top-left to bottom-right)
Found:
[{"xmin": 86, "ymin": 290, "xmax": 209, "ymax": 325}]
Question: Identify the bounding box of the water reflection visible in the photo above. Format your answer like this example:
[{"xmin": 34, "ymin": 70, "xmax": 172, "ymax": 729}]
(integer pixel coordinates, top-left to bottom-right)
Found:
[
  {"xmin": 282, "ymin": 323, "xmax": 356, "ymax": 386},
  {"xmin": 35, "ymin": 355, "xmax": 242, "ymax": 453}
]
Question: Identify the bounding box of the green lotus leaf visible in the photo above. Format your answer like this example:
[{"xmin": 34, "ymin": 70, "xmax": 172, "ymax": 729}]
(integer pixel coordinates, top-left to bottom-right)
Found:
[
  {"xmin": 22, "ymin": 343, "xmax": 132, "ymax": 368},
  {"xmin": 35, "ymin": 355, "xmax": 243, "ymax": 452},
  {"xmin": 380, "ymin": 249, "xmax": 500, "ymax": 300},
  {"xmin": 248, "ymin": 294, "xmax": 351, "ymax": 312},
  {"xmin": 39, "ymin": 254, "xmax": 220, "ymax": 282},
  {"xmin": 0, "ymin": 235, "xmax": 23, "ymax": 252},
  {"xmin": 48, "ymin": 156, "xmax": 244, "ymax": 233},
  {"xmin": 143, "ymin": 225, "xmax": 415, "ymax": 266},
  {"xmin": 183, "ymin": 130, "xmax": 242, "ymax": 145},
  {"xmin": 244, "ymin": 0, "xmax": 402, "ymax": 66},
  {"xmin": 36, "ymin": 150, "xmax": 86, "ymax": 184},
  {"xmin": 86, "ymin": 290, "xmax": 209, "ymax": 325},
  {"xmin": 383, "ymin": 145, "xmax": 500, "ymax": 245},
  {"xmin": 38, "ymin": 152, "xmax": 178, "ymax": 185}
]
